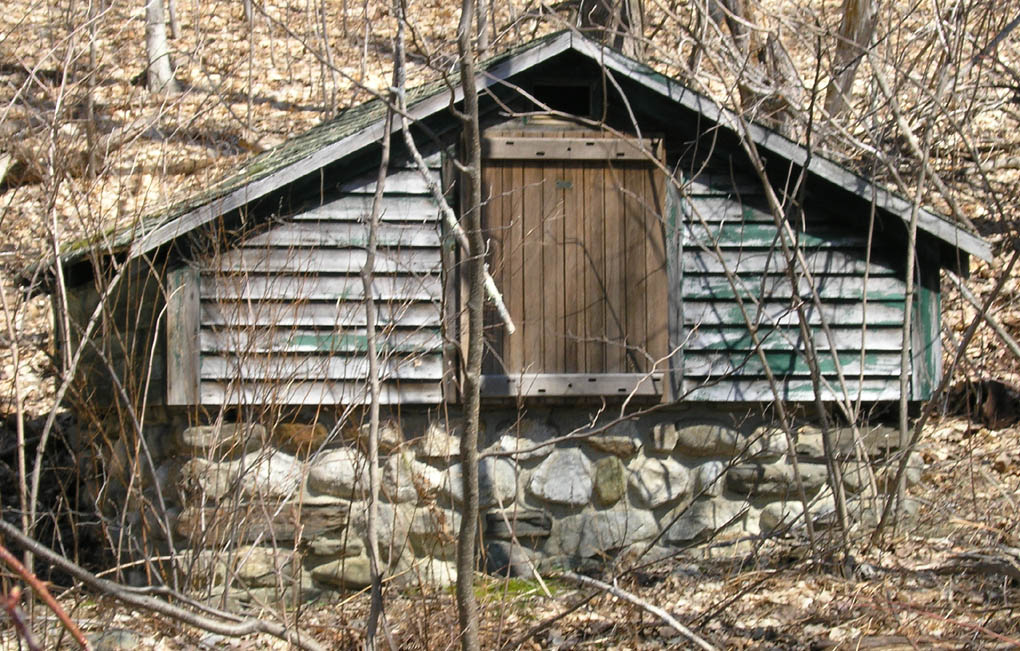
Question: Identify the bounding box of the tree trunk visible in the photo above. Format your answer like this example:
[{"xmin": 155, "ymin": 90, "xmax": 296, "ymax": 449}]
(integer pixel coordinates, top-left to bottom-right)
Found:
[
  {"xmin": 824, "ymin": 0, "xmax": 878, "ymax": 117},
  {"xmin": 578, "ymin": 0, "xmax": 646, "ymax": 60},
  {"xmin": 166, "ymin": 0, "xmax": 180, "ymax": 39},
  {"xmin": 145, "ymin": 0, "xmax": 178, "ymax": 93},
  {"xmin": 455, "ymin": 0, "xmax": 483, "ymax": 649}
]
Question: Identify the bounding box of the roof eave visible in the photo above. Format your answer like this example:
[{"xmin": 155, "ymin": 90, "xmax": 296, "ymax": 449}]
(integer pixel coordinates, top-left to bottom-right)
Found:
[
  {"xmin": 567, "ymin": 37, "xmax": 992, "ymax": 262},
  {"xmin": 76, "ymin": 30, "xmax": 989, "ymax": 267}
]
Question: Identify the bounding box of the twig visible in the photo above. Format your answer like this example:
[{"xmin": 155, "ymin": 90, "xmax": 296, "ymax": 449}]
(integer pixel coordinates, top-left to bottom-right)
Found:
[
  {"xmin": 0, "ymin": 520, "xmax": 326, "ymax": 651},
  {"xmin": 558, "ymin": 570, "xmax": 717, "ymax": 651},
  {"xmin": 3, "ymin": 587, "xmax": 43, "ymax": 651},
  {"xmin": 0, "ymin": 543, "xmax": 90, "ymax": 649}
]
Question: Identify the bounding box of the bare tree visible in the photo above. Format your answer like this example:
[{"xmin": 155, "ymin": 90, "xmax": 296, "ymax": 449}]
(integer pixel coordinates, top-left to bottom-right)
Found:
[
  {"xmin": 145, "ymin": 0, "xmax": 179, "ymax": 93},
  {"xmin": 454, "ymin": 0, "xmax": 485, "ymax": 647},
  {"xmin": 578, "ymin": 0, "xmax": 646, "ymax": 60},
  {"xmin": 824, "ymin": 0, "xmax": 877, "ymax": 118}
]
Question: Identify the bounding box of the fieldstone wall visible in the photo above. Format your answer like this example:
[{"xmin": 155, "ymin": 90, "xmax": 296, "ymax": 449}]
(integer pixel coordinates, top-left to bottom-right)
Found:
[{"xmin": 142, "ymin": 408, "xmax": 920, "ymax": 604}]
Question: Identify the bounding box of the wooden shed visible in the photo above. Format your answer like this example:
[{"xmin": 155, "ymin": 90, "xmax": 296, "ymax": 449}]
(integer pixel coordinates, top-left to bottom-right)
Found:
[{"xmin": 57, "ymin": 31, "xmax": 992, "ymax": 411}]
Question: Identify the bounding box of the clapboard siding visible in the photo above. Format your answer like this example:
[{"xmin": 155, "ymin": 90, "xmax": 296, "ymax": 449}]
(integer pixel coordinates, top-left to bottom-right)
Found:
[
  {"xmin": 201, "ymin": 300, "xmax": 441, "ymax": 328},
  {"xmin": 686, "ymin": 326, "xmax": 905, "ymax": 352},
  {"xmin": 245, "ymin": 223, "xmax": 441, "ymax": 248},
  {"xmin": 678, "ymin": 190, "xmax": 916, "ymax": 402},
  {"xmin": 200, "ymin": 381, "xmax": 443, "ymax": 405},
  {"xmin": 291, "ymin": 196, "xmax": 438, "ymax": 222},
  {"xmin": 215, "ymin": 248, "xmax": 442, "ymax": 274},
  {"xmin": 200, "ymin": 328, "xmax": 442, "ymax": 354},
  {"xmin": 201, "ymin": 355, "xmax": 443, "ymax": 381},
  {"xmin": 196, "ymin": 165, "xmax": 445, "ymax": 405}
]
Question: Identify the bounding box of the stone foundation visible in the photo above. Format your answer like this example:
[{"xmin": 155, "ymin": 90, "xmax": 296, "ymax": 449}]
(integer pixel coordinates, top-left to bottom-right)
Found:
[{"xmin": 138, "ymin": 408, "xmax": 918, "ymax": 603}]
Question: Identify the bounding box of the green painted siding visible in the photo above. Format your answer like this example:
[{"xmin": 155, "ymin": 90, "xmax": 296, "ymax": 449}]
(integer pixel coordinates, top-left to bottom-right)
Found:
[{"xmin": 674, "ymin": 179, "xmax": 930, "ymax": 403}]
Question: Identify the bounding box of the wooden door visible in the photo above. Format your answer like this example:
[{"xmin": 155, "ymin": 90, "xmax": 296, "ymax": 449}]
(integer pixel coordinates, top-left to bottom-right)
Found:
[{"xmin": 478, "ymin": 131, "xmax": 668, "ymax": 396}]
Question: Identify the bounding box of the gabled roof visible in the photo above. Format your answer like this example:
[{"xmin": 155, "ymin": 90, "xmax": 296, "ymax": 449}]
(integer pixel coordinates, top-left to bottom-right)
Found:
[{"xmin": 60, "ymin": 30, "xmax": 992, "ymax": 267}]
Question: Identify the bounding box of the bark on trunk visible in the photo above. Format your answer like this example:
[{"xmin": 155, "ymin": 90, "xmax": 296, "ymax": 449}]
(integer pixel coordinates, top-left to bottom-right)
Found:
[
  {"xmin": 455, "ymin": 0, "xmax": 483, "ymax": 649},
  {"xmin": 824, "ymin": 0, "xmax": 878, "ymax": 117},
  {"xmin": 145, "ymin": 0, "xmax": 179, "ymax": 93},
  {"xmin": 578, "ymin": 0, "xmax": 646, "ymax": 60}
]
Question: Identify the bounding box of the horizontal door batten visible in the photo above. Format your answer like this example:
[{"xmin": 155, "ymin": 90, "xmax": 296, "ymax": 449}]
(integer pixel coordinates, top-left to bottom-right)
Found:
[{"xmin": 482, "ymin": 137, "xmax": 659, "ymax": 161}]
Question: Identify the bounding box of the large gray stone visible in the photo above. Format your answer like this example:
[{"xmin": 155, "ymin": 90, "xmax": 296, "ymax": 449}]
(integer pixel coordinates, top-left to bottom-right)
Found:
[
  {"xmin": 666, "ymin": 498, "xmax": 746, "ymax": 543},
  {"xmin": 308, "ymin": 448, "xmax": 369, "ymax": 498},
  {"xmin": 842, "ymin": 452, "xmax": 923, "ymax": 494},
  {"xmin": 584, "ymin": 420, "xmax": 641, "ymax": 457},
  {"xmin": 650, "ymin": 422, "xmax": 679, "ymax": 452},
  {"xmin": 842, "ymin": 496, "xmax": 920, "ymax": 528},
  {"xmin": 178, "ymin": 451, "xmax": 304, "ymax": 502},
  {"xmin": 585, "ymin": 434, "xmax": 640, "ymax": 458},
  {"xmin": 381, "ymin": 450, "xmax": 422, "ymax": 503},
  {"xmin": 233, "ymin": 546, "xmax": 298, "ymax": 588},
  {"xmin": 793, "ymin": 426, "xmax": 825, "ymax": 459},
  {"xmin": 795, "ymin": 424, "xmax": 904, "ymax": 457},
  {"xmin": 529, "ymin": 449, "xmax": 593, "ymax": 505},
  {"xmin": 177, "ymin": 458, "xmax": 234, "ymax": 502},
  {"xmin": 692, "ymin": 460, "xmax": 728, "ymax": 498},
  {"xmin": 675, "ymin": 422, "xmax": 759, "ymax": 457},
  {"xmin": 305, "ymin": 533, "xmax": 364, "ymax": 558},
  {"xmin": 342, "ymin": 418, "xmax": 404, "ymax": 454},
  {"xmin": 496, "ymin": 418, "xmax": 558, "ymax": 461},
  {"xmin": 628, "ymin": 456, "xmax": 690, "ymax": 508},
  {"xmin": 176, "ymin": 503, "xmax": 349, "ymax": 545},
  {"xmin": 484, "ymin": 510, "xmax": 552, "ymax": 540},
  {"xmin": 759, "ymin": 500, "xmax": 805, "ymax": 532},
  {"xmin": 551, "ymin": 509, "xmax": 658, "ymax": 558},
  {"xmin": 237, "ymin": 451, "xmax": 304, "ymax": 500},
  {"xmin": 310, "ymin": 554, "xmax": 373, "ymax": 589},
  {"xmin": 409, "ymin": 506, "xmax": 461, "ymax": 559},
  {"xmin": 349, "ymin": 502, "xmax": 413, "ymax": 561},
  {"xmin": 485, "ymin": 540, "xmax": 542, "ymax": 578},
  {"xmin": 415, "ymin": 419, "xmax": 464, "ymax": 459},
  {"xmin": 594, "ymin": 456, "xmax": 626, "ymax": 506},
  {"xmin": 440, "ymin": 458, "xmax": 518, "ymax": 509},
  {"xmin": 726, "ymin": 461, "xmax": 828, "ymax": 498},
  {"xmin": 177, "ymin": 423, "xmax": 266, "ymax": 456}
]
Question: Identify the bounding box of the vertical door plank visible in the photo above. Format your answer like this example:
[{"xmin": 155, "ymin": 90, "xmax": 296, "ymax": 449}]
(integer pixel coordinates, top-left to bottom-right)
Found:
[
  {"xmin": 522, "ymin": 160, "xmax": 545, "ymax": 372},
  {"xmin": 542, "ymin": 160, "xmax": 565, "ymax": 372},
  {"xmin": 603, "ymin": 163, "xmax": 627, "ymax": 372},
  {"xmin": 508, "ymin": 159, "xmax": 525, "ymax": 373},
  {"xmin": 562, "ymin": 162, "xmax": 583, "ymax": 373},
  {"xmin": 481, "ymin": 162, "xmax": 503, "ymax": 374},
  {"xmin": 645, "ymin": 162, "xmax": 670, "ymax": 362},
  {"xmin": 583, "ymin": 161, "xmax": 606, "ymax": 372},
  {"xmin": 624, "ymin": 164, "xmax": 648, "ymax": 372}
]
